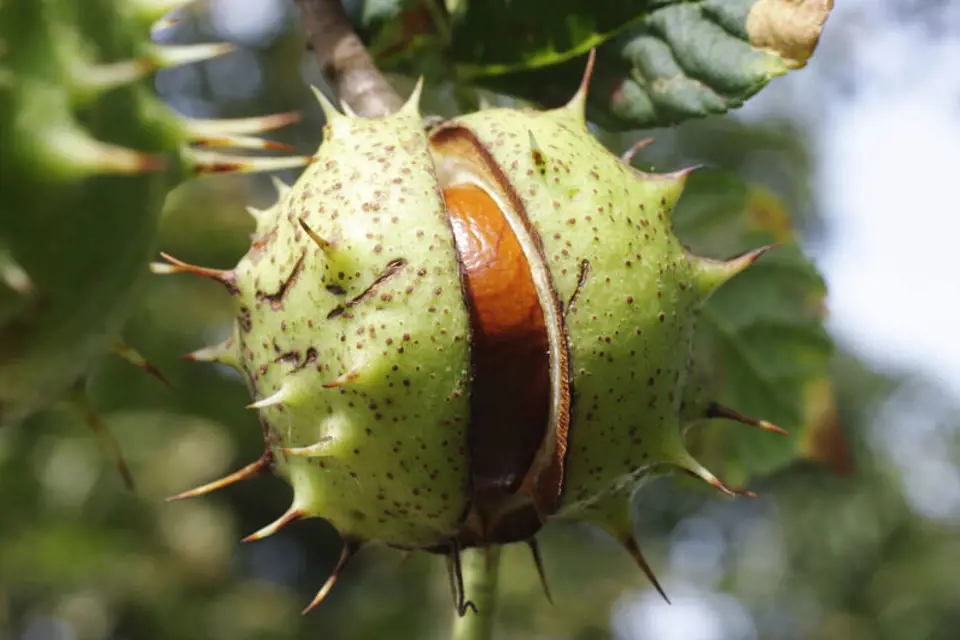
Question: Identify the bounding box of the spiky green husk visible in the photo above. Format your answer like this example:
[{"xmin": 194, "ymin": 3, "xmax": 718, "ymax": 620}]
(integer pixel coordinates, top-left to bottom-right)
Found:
[
  {"xmin": 0, "ymin": 0, "xmax": 308, "ymax": 458},
  {"xmin": 236, "ymin": 97, "xmax": 474, "ymax": 550},
  {"xmin": 162, "ymin": 54, "xmax": 781, "ymax": 612}
]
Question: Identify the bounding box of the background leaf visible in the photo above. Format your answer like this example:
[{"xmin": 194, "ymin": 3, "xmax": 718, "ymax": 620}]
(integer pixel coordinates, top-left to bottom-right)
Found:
[
  {"xmin": 671, "ymin": 168, "xmax": 842, "ymax": 488},
  {"xmin": 357, "ymin": 0, "xmax": 833, "ymax": 129}
]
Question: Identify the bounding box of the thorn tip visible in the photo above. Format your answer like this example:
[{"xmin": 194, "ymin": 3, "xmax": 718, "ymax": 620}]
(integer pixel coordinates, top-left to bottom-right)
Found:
[
  {"xmin": 526, "ymin": 538, "xmax": 553, "ymax": 605},
  {"xmin": 310, "ymin": 86, "xmax": 345, "ymax": 124},
  {"xmin": 280, "ymin": 436, "xmax": 334, "ymax": 458},
  {"xmin": 689, "ymin": 244, "xmax": 779, "ymax": 300},
  {"xmin": 151, "ymin": 252, "xmax": 237, "ymax": 290},
  {"xmin": 302, "ymin": 540, "xmax": 362, "ymax": 614},
  {"xmin": 564, "ymin": 48, "xmax": 596, "ymax": 118},
  {"xmin": 401, "ymin": 77, "xmax": 425, "ymax": 116},
  {"xmin": 184, "ymin": 112, "xmax": 301, "ymax": 137},
  {"xmin": 298, "ymin": 218, "xmax": 333, "ymax": 253},
  {"xmin": 706, "ymin": 402, "xmax": 788, "ymax": 436},
  {"xmin": 186, "ymin": 149, "xmax": 313, "ymax": 175},
  {"xmin": 165, "ymin": 456, "xmax": 268, "ymax": 502},
  {"xmin": 151, "ymin": 42, "xmax": 235, "ymax": 68},
  {"xmin": 69, "ymin": 383, "xmax": 135, "ymax": 490},
  {"xmin": 247, "ymin": 381, "xmax": 303, "ymax": 409},
  {"xmin": 621, "ymin": 138, "xmax": 655, "ymax": 166},
  {"xmin": 242, "ymin": 507, "xmax": 304, "ymax": 543},
  {"xmin": 111, "ymin": 340, "xmax": 171, "ymax": 387},
  {"xmin": 623, "ymin": 536, "xmax": 670, "ymax": 604}
]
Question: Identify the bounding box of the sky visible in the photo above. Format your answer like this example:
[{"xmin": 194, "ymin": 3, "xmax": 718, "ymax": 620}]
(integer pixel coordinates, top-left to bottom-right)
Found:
[
  {"xmin": 815, "ymin": 7, "xmax": 960, "ymax": 402},
  {"xmin": 739, "ymin": 0, "xmax": 960, "ymax": 402}
]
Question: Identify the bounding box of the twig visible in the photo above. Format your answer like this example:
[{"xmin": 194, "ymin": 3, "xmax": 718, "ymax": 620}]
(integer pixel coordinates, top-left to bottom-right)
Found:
[
  {"xmin": 293, "ymin": 0, "xmax": 404, "ymax": 117},
  {"xmin": 452, "ymin": 547, "xmax": 502, "ymax": 640}
]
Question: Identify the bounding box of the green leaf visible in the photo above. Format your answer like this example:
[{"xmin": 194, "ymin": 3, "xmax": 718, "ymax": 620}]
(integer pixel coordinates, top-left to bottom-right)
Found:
[
  {"xmin": 672, "ymin": 169, "xmax": 843, "ymax": 488},
  {"xmin": 360, "ymin": 0, "xmax": 832, "ymax": 130}
]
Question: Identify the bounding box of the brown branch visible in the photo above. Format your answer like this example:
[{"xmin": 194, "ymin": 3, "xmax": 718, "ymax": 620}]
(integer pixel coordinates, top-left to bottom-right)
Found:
[{"xmin": 293, "ymin": 0, "xmax": 404, "ymax": 118}]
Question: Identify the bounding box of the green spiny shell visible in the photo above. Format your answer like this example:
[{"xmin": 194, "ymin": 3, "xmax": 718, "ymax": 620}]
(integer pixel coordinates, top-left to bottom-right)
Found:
[
  {"xmin": 163, "ymin": 53, "xmax": 778, "ymax": 610},
  {"xmin": 234, "ymin": 97, "xmax": 473, "ymax": 548},
  {"xmin": 437, "ymin": 102, "xmax": 700, "ymax": 516},
  {"xmin": 0, "ymin": 0, "xmax": 307, "ymax": 467}
]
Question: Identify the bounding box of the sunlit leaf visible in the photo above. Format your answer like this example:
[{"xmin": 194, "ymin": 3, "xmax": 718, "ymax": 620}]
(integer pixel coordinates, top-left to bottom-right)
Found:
[{"xmin": 359, "ymin": 0, "xmax": 833, "ymax": 130}]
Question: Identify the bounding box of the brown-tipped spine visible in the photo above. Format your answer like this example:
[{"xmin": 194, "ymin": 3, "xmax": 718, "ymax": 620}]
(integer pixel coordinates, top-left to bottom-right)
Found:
[
  {"xmin": 706, "ymin": 402, "xmax": 788, "ymax": 436},
  {"xmin": 302, "ymin": 539, "xmax": 363, "ymax": 615},
  {"xmin": 165, "ymin": 455, "xmax": 269, "ymax": 502},
  {"xmin": 242, "ymin": 507, "xmax": 305, "ymax": 543},
  {"xmin": 68, "ymin": 381, "xmax": 135, "ymax": 490},
  {"xmin": 620, "ymin": 138, "xmax": 655, "ymax": 166},
  {"xmin": 526, "ymin": 538, "xmax": 553, "ymax": 605},
  {"xmin": 150, "ymin": 252, "xmax": 238, "ymax": 294},
  {"xmin": 622, "ymin": 535, "xmax": 670, "ymax": 604},
  {"xmin": 564, "ymin": 48, "xmax": 597, "ymax": 118},
  {"xmin": 298, "ymin": 218, "xmax": 334, "ymax": 253},
  {"xmin": 111, "ymin": 340, "xmax": 171, "ymax": 388}
]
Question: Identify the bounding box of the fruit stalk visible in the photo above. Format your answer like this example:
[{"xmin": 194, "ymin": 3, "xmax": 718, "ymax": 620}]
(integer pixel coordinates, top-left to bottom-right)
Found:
[{"xmin": 293, "ymin": 0, "xmax": 403, "ymax": 117}]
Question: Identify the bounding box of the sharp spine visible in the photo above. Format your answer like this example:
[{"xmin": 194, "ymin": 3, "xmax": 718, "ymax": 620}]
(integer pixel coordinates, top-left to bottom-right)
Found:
[
  {"xmin": 585, "ymin": 498, "xmax": 670, "ymax": 604},
  {"xmin": 676, "ymin": 453, "xmax": 736, "ymax": 498},
  {"xmin": 310, "ymin": 86, "xmax": 346, "ymax": 125},
  {"xmin": 689, "ymin": 244, "xmax": 779, "ymax": 300},
  {"xmin": 48, "ymin": 128, "xmax": 165, "ymax": 176},
  {"xmin": 563, "ymin": 48, "xmax": 596, "ymax": 119},
  {"xmin": 280, "ymin": 436, "xmax": 335, "ymax": 458},
  {"xmin": 165, "ymin": 455, "xmax": 269, "ymax": 501},
  {"xmin": 150, "ymin": 252, "xmax": 237, "ymax": 290},
  {"xmin": 73, "ymin": 58, "xmax": 157, "ymax": 94},
  {"xmin": 339, "ymin": 98, "xmax": 358, "ymax": 118},
  {"xmin": 191, "ymin": 135, "xmax": 295, "ymax": 152},
  {"xmin": 111, "ymin": 339, "xmax": 172, "ymax": 387},
  {"xmin": 242, "ymin": 507, "xmax": 305, "ymax": 542},
  {"xmin": 622, "ymin": 535, "xmax": 670, "ymax": 604},
  {"xmin": 182, "ymin": 336, "xmax": 239, "ymax": 368},
  {"xmin": 621, "ymin": 138, "xmax": 654, "ymax": 165},
  {"xmin": 0, "ymin": 249, "xmax": 34, "ymax": 296},
  {"xmin": 246, "ymin": 380, "xmax": 304, "ymax": 409},
  {"xmin": 150, "ymin": 43, "xmax": 235, "ymax": 68},
  {"xmin": 302, "ymin": 539, "xmax": 362, "ymax": 615},
  {"xmin": 298, "ymin": 218, "xmax": 334, "ymax": 253},
  {"xmin": 322, "ymin": 367, "xmax": 364, "ymax": 389},
  {"xmin": 634, "ymin": 164, "xmax": 703, "ymax": 183},
  {"xmin": 150, "ymin": 16, "xmax": 182, "ymax": 33},
  {"xmin": 632, "ymin": 166, "xmax": 700, "ymax": 218},
  {"xmin": 706, "ymin": 402, "xmax": 788, "ymax": 435},
  {"xmin": 526, "ymin": 538, "xmax": 553, "ymax": 605},
  {"xmin": 400, "ymin": 77, "xmax": 425, "ymax": 117},
  {"xmin": 185, "ymin": 149, "xmax": 313, "ymax": 175},
  {"xmin": 184, "ymin": 112, "xmax": 301, "ymax": 137},
  {"xmin": 270, "ymin": 175, "xmax": 291, "ymax": 200},
  {"xmin": 68, "ymin": 381, "xmax": 135, "ymax": 490}
]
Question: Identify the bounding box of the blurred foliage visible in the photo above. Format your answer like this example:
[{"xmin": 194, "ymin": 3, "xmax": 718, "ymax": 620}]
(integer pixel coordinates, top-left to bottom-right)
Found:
[
  {"xmin": 2, "ymin": 2, "xmax": 958, "ymax": 640},
  {"xmin": 675, "ymin": 169, "xmax": 837, "ymax": 488}
]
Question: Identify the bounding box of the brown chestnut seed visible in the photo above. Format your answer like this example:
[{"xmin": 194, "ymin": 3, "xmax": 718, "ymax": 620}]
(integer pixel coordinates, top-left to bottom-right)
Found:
[{"xmin": 444, "ymin": 183, "xmax": 552, "ymax": 544}]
